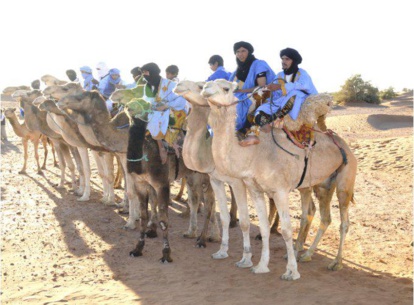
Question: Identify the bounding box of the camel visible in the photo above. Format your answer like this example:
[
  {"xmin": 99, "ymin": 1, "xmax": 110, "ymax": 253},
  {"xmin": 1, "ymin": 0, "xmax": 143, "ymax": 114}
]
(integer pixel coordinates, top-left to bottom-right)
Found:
[
  {"xmin": 3, "ymin": 107, "xmax": 48, "ymax": 174},
  {"xmin": 57, "ymin": 90, "xmax": 220, "ymax": 250},
  {"xmin": 40, "ymin": 75, "xmax": 67, "ymax": 86},
  {"xmin": 2, "ymin": 86, "xmax": 31, "ymax": 96},
  {"xmin": 201, "ymin": 79, "xmax": 357, "ymax": 280},
  {"xmin": 120, "ymin": 98, "xmax": 219, "ymax": 262},
  {"xmin": 42, "ymin": 83, "xmax": 119, "ymax": 206},
  {"xmin": 13, "ymin": 90, "xmax": 78, "ymax": 190}
]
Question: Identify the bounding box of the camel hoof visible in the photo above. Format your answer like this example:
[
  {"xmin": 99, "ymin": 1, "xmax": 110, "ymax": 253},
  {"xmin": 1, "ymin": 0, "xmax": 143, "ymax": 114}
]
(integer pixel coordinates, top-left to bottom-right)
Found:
[
  {"xmin": 236, "ymin": 258, "xmax": 253, "ymax": 268},
  {"xmin": 77, "ymin": 196, "xmax": 90, "ymax": 202},
  {"xmin": 74, "ymin": 189, "xmax": 83, "ymax": 196},
  {"xmin": 299, "ymin": 252, "xmax": 312, "ymax": 262},
  {"xmin": 183, "ymin": 232, "xmax": 196, "ymax": 239},
  {"xmin": 250, "ymin": 265, "xmax": 270, "ymax": 274},
  {"xmin": 37, "ymin": 171, "xmax": 44, "ymax": 175},
  {"xmin": 18, "ymin": 170, "xmax": 26, "ymax": 175},
  {"xmin": 160, "ymin": 248, "xmax": 172, "ymax": 263},
  {"xmin": 328, "ymin": 260, "xmax": 343, "ymax": 271},
  {"xmin": 281, "ymin": 270, "xmax": 300, "ymax": 281},
  {"xmin": 229, "ymin": 219, "xmax": 238, "ymax": 228},
  {"xmin": 195, "ymin": 238, "xmax": 207, "ymax": 248},
  {"xmin": 207, "ymin": 236, "xmax": 221, "ymax": 243},
  {"xmin": 129, "ymin": 250, "xmax": 142, "ymax": 257},
  {"xmin": 212, "ymin": 251, "xmax": 228, "ymax": 260},
  {"xmin": 103, "ymin": 200, "xmax": 117, "ymax": 207},
  {"xmin": 123, "ymin": 223, "xmax": 136, "ymax": 230}
]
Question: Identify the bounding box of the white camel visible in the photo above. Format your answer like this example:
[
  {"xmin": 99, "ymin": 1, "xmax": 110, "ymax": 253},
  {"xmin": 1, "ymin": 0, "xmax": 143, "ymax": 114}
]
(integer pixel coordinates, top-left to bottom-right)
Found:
[{"xmin": 201, "ymin": 79, "xmax": 357, "ymax": 280}]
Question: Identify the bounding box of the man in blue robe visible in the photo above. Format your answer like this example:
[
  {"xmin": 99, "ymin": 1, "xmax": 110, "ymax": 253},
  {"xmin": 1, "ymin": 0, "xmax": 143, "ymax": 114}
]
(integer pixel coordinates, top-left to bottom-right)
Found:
[
  {"xmin": 229, "ymin": 41, "xmax": 275, "ymax": 146},
  {"xmin": 207, "ymin": 55, "xmax": 231, "ymax": 81},
  {"xmin": 242, "ymin": 48, "xmax": 320, "ymax": 146}
]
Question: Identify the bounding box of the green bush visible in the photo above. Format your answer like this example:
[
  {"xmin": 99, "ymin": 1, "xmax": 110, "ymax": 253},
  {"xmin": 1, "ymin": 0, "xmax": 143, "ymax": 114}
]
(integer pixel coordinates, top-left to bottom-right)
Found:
[
  {"xmin": 380, "ymin": 87, "xmax": 398, "ymax": 100},
  {"xmin": 333, "ymin": 74, "xmax": 380, "ymax": 104}
]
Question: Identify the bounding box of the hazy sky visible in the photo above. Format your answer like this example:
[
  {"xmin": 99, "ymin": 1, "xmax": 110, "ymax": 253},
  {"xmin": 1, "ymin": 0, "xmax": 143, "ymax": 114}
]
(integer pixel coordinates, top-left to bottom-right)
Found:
[{"xmin": 0, "ymin": 0, "xmax": 412, "ymax": 93}]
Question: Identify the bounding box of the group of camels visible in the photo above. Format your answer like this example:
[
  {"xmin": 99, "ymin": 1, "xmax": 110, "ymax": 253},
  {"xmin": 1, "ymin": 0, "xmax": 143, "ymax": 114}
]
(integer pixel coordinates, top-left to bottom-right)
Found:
[{"xmin": 2, "ymin": 75, "xmax": 357, "ymax": 281}]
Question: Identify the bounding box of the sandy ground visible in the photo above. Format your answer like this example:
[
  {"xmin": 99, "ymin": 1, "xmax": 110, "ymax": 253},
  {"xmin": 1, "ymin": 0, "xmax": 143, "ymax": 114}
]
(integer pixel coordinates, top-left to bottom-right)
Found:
[{"xmin": 1, "ymin": 92, "xmax": 413, "ymax": 305}]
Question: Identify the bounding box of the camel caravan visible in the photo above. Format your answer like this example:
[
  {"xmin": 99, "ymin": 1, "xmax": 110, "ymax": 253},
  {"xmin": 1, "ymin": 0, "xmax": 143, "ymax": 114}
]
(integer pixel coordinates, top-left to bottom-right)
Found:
[{"xmin": 1, "ymin": 51, "xmax": 357, "ymax": 281}]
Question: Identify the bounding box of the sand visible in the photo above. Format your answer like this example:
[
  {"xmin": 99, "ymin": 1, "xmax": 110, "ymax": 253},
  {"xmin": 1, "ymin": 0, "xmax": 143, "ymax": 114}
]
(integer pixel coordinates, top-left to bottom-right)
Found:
[{"xmin": 1, "ymin": 92, "xmax": 412, "ymax": 305}]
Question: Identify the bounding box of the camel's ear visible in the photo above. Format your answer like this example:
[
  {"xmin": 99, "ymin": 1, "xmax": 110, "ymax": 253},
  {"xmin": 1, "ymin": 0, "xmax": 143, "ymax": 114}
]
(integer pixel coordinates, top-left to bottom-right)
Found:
[
  {"xmin": 11, "ymin": 108, "xmax": 16, "ymax": 112},
  {"xmin": 196, "ymin": 81, "xmax": 205, "ymax": 90}
]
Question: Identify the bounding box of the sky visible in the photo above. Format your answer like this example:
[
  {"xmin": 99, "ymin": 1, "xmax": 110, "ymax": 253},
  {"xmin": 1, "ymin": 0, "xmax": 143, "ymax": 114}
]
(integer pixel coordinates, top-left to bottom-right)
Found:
[{"xmin": 0, "ymin": 0, "xmax": 412, "ymax": 93}]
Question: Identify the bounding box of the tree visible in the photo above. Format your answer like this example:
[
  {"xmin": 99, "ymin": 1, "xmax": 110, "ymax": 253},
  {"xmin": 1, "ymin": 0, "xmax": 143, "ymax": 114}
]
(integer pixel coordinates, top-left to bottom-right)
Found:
[
  {"xmin": 334, "ymin": 74, "xmax": 380, "ymax": 104},
  {"xmin": 380, "ymin": 87, "xmax": 397, "ymax": 100}
]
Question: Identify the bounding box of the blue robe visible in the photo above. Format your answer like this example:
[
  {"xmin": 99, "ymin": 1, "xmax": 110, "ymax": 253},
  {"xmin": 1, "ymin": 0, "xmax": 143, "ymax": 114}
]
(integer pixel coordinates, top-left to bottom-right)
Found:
[
  {"xmin": 206, "ymin": 66, "xmax": 231, "ymax": 81},
  {"xmin": 255, "ymin": 68, "xmax": 318, "ymax": 120},
  {"xmin": 229, "ymin": 59, "xmax": 275, "ymax": 130}
]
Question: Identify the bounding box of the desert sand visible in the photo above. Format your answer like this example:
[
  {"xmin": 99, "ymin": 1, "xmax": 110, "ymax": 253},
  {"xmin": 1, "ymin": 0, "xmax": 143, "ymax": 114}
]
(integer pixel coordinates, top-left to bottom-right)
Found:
[{"xmin": 1, "ymin": 92, "xmax": 413, "ymax": 305}]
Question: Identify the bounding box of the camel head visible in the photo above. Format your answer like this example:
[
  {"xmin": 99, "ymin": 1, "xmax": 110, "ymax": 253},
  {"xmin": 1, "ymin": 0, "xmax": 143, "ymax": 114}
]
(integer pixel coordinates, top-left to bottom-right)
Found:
[
  {"xmin": 43, "ymin": 82, "xmax": 84, "ymax": 100},
  {"xmin": 38, "ymin": 99, "xmax": 61, "ymax": 114},
  {"xmin": 2, "ymin": 86, "xmax": 31, "ymax": 96},
  {"xmin": 12, "ymin": 89, "xmax": 42, "ymax": 104},
  {"xmin": 4, "ymin": 107, "xmax": 17, "ymax": 118},
  {"xmin": 41, "ymin": 75, "xmax": 67, "ymax": 86},
  {"xmin": 57, "ymin": 91, "xmax": 104, "ymax": 114},
  {"xmin": 32, "ymin": 96, "xmax": 47, "ymax": 107},
  {"xmin": 201, "ymin": 79, "xmax": 239, "ymax": 107},
  {"xmin": 174, "ymin": 80, "xmax": 208, "ymax": 107}
]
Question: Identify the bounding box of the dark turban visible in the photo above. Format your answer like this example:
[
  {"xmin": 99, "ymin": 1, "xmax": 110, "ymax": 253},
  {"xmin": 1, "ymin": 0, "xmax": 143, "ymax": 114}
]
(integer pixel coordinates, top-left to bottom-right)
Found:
[
  {"xmin": 141, "ymin": 63, "xmax": 161, "ymax": 75},
  {"xmin": 31, "ymin": 79, "xmax": 40, "ymax": 90},
  {"xmin": 280, "ymin": 48, "xmax": 302, "ymax": 64},
  {"xmin": 130, "ymin": 66, "xmax": 142, "ymax": 79},
  {"xmin": 141, "ymin": 62, "xmax": 161, "ymax": 88},
  {"xmin": 66, "ymin": 69, "xmax": 77, "ymax": 82},
  {"xmin": 233, "ymin": 41, "xmax": 254, "ymax": 54}
]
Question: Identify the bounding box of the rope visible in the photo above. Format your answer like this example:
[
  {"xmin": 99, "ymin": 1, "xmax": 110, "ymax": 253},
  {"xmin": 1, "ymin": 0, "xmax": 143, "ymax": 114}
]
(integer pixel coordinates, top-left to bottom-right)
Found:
[{"xmin": 127, "ymin": 154, "xmax": 149, "ymax": 162}]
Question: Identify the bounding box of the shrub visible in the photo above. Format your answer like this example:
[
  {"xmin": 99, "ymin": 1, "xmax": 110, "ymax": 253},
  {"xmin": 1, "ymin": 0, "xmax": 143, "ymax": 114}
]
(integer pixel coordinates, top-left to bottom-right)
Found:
[
  {"xmin": 333, "ymin": 74, "xmax": 380, "ymax": 104},
  {"xmin": 380, "ymin": 87, "xmax": 398, "ymax": 100}
]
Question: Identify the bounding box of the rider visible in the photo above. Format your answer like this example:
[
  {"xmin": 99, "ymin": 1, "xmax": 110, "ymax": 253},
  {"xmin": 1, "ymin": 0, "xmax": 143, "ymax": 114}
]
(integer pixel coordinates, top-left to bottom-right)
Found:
[
  {"xmin": 244, "ymin": 48, "xmax": 319, "ymax": 146},
  {"xmin": 79, "ymin": 66, "xmax": 98, "ymax": 91},
  {"xmin": 229, "ymin": 41, "xmax": 275, "ymax": 146},
  {"xmin": 207, "ymin": 55, "xmax": 231, "ymax": 81},
  {"xmin": 141, "ymin": 62, "xmax": 188, "ymax": 164}
]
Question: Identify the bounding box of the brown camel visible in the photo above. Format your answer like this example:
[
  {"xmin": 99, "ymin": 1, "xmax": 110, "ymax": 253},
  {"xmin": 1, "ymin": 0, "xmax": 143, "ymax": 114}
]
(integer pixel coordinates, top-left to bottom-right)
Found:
[
  {"xmin": 201, "ymin": 79, "xmax": 357, "ymax": 280},
  {"xmin": 3, "ymin": 107, "xmax": 48, "ymax": 174},
  {"xmin": 14, "ymin": 90, "xmax": 78, "ymax": 190}
]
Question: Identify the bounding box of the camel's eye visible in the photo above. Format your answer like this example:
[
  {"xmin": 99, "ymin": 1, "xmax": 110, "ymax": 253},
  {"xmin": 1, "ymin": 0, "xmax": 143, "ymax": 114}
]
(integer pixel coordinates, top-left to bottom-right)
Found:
[{"xmin": 223, "ymin": 87, "xmax": 230, "ymax": 93}]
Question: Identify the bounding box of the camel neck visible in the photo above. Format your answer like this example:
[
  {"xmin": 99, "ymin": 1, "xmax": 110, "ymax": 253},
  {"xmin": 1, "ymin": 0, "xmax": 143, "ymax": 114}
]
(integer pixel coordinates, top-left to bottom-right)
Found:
[{"xmin": 6, "ymin": 115, "xmax": 25, "ymax": 137}]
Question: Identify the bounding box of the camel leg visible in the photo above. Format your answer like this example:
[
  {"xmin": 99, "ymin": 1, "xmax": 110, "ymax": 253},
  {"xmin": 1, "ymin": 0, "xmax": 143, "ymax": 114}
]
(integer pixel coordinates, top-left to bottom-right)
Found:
[
  {"xmin": 328, "ymin": 189, "xmax": 352, "ymax": 271},
  {"xmin": 116, "ymin": 154, "xmax": 129, "ymax": 212},
  {"xmin": 40, "ymin": 135, "xmax": 48, "ymax": 170},
  {"xmin": 255, "ymin": 197, "xmax": 280, "ymax": 240},
  {"xmin": 32, "ymin": 138, "xmax": 43, "ymax": 174},
  {"xmin": 271, "ymin": 190, "xmax": 300, "ymax": 280},
  {"xmin": 52, "ymin": 140, "xmax": 66, "ymax": 188},
  {"xmin": 299, "ymin": 180, "xmax": 335, "ymax": 263},
  {"xmin": 246, "ymin": 185, "xmax": 270, "ymax": 274},
  {"xmin": 19, "ymin": 139, "xmax": 28, "ymax": 174},
  {"xmin": 295, "ymin": 188, "xmax": 316, "ymax": 254},
  {"xmin": 50, "ymin": 140, "xmax": 58, "ymax": 167},
  {"xmin": 155, "ymin": 183, "xmax": 172, "ymax": 263},
  {"xmin": 114, "ymin": 155, "xmax": 123, "ymax": 189},
  {"xmin": 204, "ymin": 181, "xmax": 220, "ymax": 243},
  {"xmin": 63, "ymin": 145, "xmax": 77, "ymax": 191},
  {"xmin": 130, "ymin": 182, "xmax": 150, "ymax": 257},
  {"xmin": 91, "ymin": 151, "xmax": 109, "ymax": 204},
  {"xmin": 229, "ymin": 186, "xmax": 238, "ymax": 228},
  {"xmin": 183, "ymin": 173, "xmax": 200, "ymax": 240},
  {"xmin": 70, "ymin": 146, "xmax": 83, "ymax": 195},
  {"xmin": 210, "ymin": 178, "xmax": 230, "ymax": 259},
  {"xmin": 124, "ymin": 172, "xmax": 140, "ymax": 230},
  {"xmin": 102, "ymin": 153, "xmax": 116, "ymax": 206},
  {"xmin": 174, "ymin": 177, "xmax": 186, "ymax": 201},
  {"xmin": 77, "ymin": 147, "xmax": 91, "ymax": 202},
  {"xmin": 145, "ymin": 186, "xmax": 158, "ymax": 238}
]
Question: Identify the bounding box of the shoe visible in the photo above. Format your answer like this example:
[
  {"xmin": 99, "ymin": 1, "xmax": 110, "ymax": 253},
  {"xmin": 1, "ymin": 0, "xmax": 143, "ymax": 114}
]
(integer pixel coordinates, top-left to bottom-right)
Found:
[{"xmin": 239, "ymin": 135, "xmax": 260, "ymax": 147}]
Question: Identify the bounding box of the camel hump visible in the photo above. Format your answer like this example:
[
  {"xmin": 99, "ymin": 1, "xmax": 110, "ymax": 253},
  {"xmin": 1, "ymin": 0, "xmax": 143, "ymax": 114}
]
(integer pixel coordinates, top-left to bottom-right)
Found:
[{"xmin": 284, "ymin": 93, "xmax": 333, "ymax": 131}]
